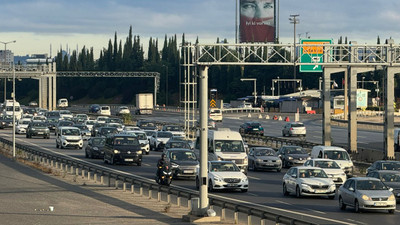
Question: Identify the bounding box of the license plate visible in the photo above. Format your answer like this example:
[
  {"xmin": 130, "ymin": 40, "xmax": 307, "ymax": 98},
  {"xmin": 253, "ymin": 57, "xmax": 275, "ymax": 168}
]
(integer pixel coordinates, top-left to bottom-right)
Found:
[
  {"xmin": 125, "ymin": 159, "xmax": 134, "ymax": 162},
  {"xmin": 374, "ymin": 202, "xmax": 386, "ymax": 206},
  {"xmin": 227, "ymin": 184, "xmax": 237, "ymax": 187},
  {"xmin": 265, "ymin": 163, "xmax": 274, "ymax": 166},
  {"xmin": 183, "ymin": 170, "xmax": 193, "ymax": 174},
  {"xmin": 253, "ymin": 128, "xmax": 259, "ymax": 131},
  {"xmin": 315, "ymin": 190, "xmax": 326, "ymax": 193},
  {"xmin": 38, "ymin": 132, "xmax": 43, "ymax": 134}
]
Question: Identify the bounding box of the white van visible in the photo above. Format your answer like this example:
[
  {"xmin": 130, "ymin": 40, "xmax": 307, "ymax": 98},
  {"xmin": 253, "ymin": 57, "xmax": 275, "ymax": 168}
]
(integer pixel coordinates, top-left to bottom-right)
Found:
[
  {"xmin": 99, "ymin": 106, "xmax": 111, "ymax": 116},
  {"xmin": 209, "ymin": 108, "xmax": 222, "ymax": 122},
  {"xmin": 57, "ymin": 98, "xmax": 69, "ymax": 108},
  {"xmin": 3, "ymin": 100, "xmax": 22, "ymax": 120},
  {"xmin": 56, "ymin": 126, "xmax": 83, "ymax": 149},
  {"xmin": 196, "ymin": 128, "xmax": 248, "ymax": 174},
  {"xmin": 311, "ymin": 146, "xmax": 354, "ymax": 177}
]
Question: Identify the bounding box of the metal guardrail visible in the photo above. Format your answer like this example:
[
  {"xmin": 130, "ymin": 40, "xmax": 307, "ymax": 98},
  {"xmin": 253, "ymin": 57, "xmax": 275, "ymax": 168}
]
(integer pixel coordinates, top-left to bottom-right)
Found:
[{"xmin": 0, "ymin": 135, "xmax": 318, "ymax": 225}]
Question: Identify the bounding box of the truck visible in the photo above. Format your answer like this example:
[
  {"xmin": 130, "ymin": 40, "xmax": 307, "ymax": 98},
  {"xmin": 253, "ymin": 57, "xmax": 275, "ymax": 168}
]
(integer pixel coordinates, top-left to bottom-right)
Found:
[{"xmin": 135, "ymin": 93, "xmax": 153, "ymax": 115}]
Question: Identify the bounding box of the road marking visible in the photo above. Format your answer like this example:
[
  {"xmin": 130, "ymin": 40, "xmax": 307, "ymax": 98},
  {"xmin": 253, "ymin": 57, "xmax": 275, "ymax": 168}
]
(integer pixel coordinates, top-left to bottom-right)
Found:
[
  {"xmin": 247, "ymin": 175, "xmax": 261, "ymax": 180},
  {"xmin": 143, "ymin": 163, "xmax": 151, "ymax": 167},
  {"xmin": 275, "ymin": 200, "xmax": 325, "ymax": 214},
  {"xmin": 247, "ymin": 193, "xmax": 258, "ymax": 197},
  {"xmin": 346, "ymin": 219, "xmax": 368, "ymax": 225}
]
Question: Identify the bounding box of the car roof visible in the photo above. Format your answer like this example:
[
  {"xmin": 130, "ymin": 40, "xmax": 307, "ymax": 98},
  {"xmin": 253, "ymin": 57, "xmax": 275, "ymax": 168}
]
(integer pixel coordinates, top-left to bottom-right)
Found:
[
  {"xmin": 375, "ymin": 170, "xmax": 400, "ymax": 174},
  {"xmin": 166, "ymin": 148, "xmax": 193, "ymax": 152},
  {"xmin": 59, "ymin": 126, "xmax": 80, "ymax": 129},
  {"xmin": 348, "ymin": 177, "xmax": 380, "ymax": 181},
  {"xmin": 292, "ymin": 166, "xmax": 322, "ymax": 170},
  {"xmin": 310, "ymin": 159, "xmax": 335, "ymax": 162}
]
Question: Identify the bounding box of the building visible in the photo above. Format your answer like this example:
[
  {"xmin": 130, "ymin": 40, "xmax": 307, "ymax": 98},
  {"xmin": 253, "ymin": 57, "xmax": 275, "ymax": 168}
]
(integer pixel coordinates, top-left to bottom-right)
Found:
[{"xmin": 0, "ymin": 50, "xmax": 14, "ymax": 67}]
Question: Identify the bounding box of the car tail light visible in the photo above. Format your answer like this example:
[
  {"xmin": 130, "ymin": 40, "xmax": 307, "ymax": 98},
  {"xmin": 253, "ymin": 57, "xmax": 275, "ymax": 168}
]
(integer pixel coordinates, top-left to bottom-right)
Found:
[{"xmin": 290, "ymin": 128, "xmax": 293, "ymax": 130}]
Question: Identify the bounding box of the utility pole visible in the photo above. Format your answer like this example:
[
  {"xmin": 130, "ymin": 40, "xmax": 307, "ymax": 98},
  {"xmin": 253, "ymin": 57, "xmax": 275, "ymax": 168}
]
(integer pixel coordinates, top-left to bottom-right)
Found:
[{"xmin": 289, "ymin": 14, "xmax": 299, "ymax": 93}]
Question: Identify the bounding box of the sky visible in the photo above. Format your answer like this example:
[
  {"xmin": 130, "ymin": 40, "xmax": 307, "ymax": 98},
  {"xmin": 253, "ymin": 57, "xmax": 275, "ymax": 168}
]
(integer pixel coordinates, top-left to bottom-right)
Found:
[{"xmin": 1, "ymin": 0, "xmax": 400, "ymax": 59}]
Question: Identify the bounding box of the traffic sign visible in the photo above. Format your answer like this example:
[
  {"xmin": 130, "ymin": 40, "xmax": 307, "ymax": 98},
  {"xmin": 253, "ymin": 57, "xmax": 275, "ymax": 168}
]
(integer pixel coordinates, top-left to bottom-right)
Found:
[{"xmin": 300, "ymin": 39, "xmax": 333, "ymax": 72}]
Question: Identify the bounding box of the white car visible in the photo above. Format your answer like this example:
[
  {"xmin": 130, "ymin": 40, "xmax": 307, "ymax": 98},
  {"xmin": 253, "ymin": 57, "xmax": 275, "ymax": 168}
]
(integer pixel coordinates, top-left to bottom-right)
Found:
[
  {"xmin": 124, "ymin": 126, "xmax": 142, "ymax": 131},
  {"xmin": 282, "ymin": 122, "xmax": 306, "ymax": 137},
  {"xmin": 282, "ymin": 166, "xmax": 336, "ymax": 199},
  {"xmin": 121, "ymin": 130, "xmax": 150, "ymax": 155},
  {"xmin": 99, "ymin": 106, "xmax": 111, "ymax": 116},
  {"xmin": 16, "ymin": 118, "xmax": 32, "ymax": 134},
  {"xmin": 84, "ymin": 119, "xmax": 96, "ymax": 131},
  {"xmin": 196, "ymin": 161, "xmax": 248, "ymax": 192},
  {"xmin": 116, "ymin": 106, "xmax": 130, "ymax": 116},
  {"xmin": 149, "ymin": 131, "xmax": 173, "ymax": 151},
  {"xmin": 96, "ymin": 116, "xmax": 109, "ymax": 124},
  {"xmin": 107, "ymin": 122, "xmax": 124, "ymax": 132},
  {"xmin": 161, "ymin": 125, "xmax": 185, "ymax": 137},
  {"xmin": 59, "ymin": 110, "xmax": 73, "ymax": 120},
  {"xmin": 32, "ymin": 115, "xmax": 46, "ymax": 122},
  {"xmin": 303, "ymin": 159, "xmax": 347, "ymax": 185}
]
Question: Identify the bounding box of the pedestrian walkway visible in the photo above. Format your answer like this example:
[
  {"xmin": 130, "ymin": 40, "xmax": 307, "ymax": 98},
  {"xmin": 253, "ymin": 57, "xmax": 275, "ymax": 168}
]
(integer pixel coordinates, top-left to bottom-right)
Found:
[{"xmin": 0, "ymin": 154, "xmax": 226, "ymax": 225}]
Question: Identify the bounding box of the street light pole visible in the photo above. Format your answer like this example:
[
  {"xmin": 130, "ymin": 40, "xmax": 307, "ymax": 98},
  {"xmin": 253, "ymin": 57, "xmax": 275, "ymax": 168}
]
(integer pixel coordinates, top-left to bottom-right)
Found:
[
  {"xmin": 0, "ymin": 40, "xmax": 16, "ymax": 102},
  {"xmin": 289, "ymin": 14, "xmax": 299, "ymax": 93},
  {"xmin": 162, "ymin": 65, "xmax": 168, "ymax": 106},
  {"xmin": 240, "ymin": 78, "xmax": 257, "ymax": 105},
  {"xmin": 12, "ymin": 61, "xmax": 15, "ymax": 159}
]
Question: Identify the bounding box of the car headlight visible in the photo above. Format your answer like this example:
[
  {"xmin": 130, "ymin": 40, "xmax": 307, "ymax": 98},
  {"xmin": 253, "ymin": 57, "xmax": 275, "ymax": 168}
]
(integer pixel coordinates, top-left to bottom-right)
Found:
[
  {"xmin": 388, "ymin": 194, "xmax": 395, "ymax": 201},
  {"xmin": 307, "ymin": 157, "xmax": 311, "ymax": 160},
  {"xmin": 136, "ymin": 150, "xmax": 142, "ymax": 154},
  {"xmin": 31, "ymin": 128, "xmax": 35, "ymax": 130},
  {"xmin": 244, "ymin": 156, "xmax": 248, "ymax": 164},
  {"xmin": 341, "ymin": 173, "xmax": 346, "ymax": 176},
  {"xmin": 217, "ymin": 156, "xmax": 223, "ymax": 161},
  {"xmin": 213, "ymin": 176, "xmax": 223, "ymax": 182},
  {"xmin": 93, "ymin": 147, "xmax": 99, "ymax": 151},
  {"xmin": 241, "ymin": 178, "xmax": 248, "ymax": 183},
  {"xmin": 288, "ymin": 156, "xmax": 293, "ymax": 160},
  {"xmin": 171, "ymin": 162, "xmax": 179, "ymax": 168},
  {"xmin": 362, "ymin": 195, "xmax": 372, "ymax": 201},
  {"xmin": 113, "ymin": 149, "xmax": 120, "ymax": 154},
  {"xmin": 301, "ymin": 183, "xmax": 310, "ymax": 188},
  {"xmin": 256, "ymin": 158, "xmax": 263, "ymax": 162}
]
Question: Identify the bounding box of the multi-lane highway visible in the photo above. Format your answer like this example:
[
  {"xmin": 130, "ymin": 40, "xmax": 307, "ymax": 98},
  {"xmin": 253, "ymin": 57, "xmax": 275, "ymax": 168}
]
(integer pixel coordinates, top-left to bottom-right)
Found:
[{"xmin": 1, "ymin": 110, "xmax": 397, "ymax": 225}]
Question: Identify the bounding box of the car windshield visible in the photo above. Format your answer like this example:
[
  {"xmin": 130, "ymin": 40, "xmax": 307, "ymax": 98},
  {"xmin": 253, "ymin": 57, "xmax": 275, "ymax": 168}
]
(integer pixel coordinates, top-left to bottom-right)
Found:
[
  {"xmin": 255, "ymin": 149, "xmax": 276, "ymax": 156},
  {"xmin": 291, "ymin": 123, "xmax": 304, "ymax": 127},
  {"xmin": 92, "ymin": 138, "xmax": 105, "ymax": 146},
  {"xmin": 76, "ymin": 114, "xmax": 87, "ymax": 118},
  {"xmin": 169, "ymin": 151, "xmax": 197, "ymax": 161},
  {"xmin": 100, "ymin": 128, "xmax": 117, "ymax": 134},
  {"xmin": 158, "ymin": 132, "xmax": 173, "ymax": 138},
  {"xmin": 86, "ymin": 120, "xmax": 95, "ymax": 125},
  {"xmin": 381, "ymin": 173, "xmax": 400, "ymax": 182},
  {"xmin": 145, "ymin": 131, "xmax": 156, "ymax": 136},
  {"xmin": 141, "ymin": 122, "xmax": 155, "ymax": 127},
  {"xmin": 170, "ymin": 142, "xmax": 189, "ymax": 149},
  {"xmin": 114, "ymin": 137, "xmax": 139, "ymax": 145},
  {"xmin": 97, "ymin": 117, "xmax": 108, "ymax": 121},
  {"xmin": 314, "ymin": 161, "xmax": 341, "ymax": 169},
  {"xmin": 47, "ymin": 118, "xmax": 58, "ymax": 123},
  {"xmin": 74, "ymin": 125, "xmax": 88, "ymax": 130},
  {"xmin": 164, "ymin": 126, "xmax": 182, "ymax": 131},
  {"xmin": 284, "ymin": 147, "xmax": 307, "ymax": 154},
  {"xmin": 380, "ymin": 162, "xmax": 400, "ymax": 170},
  {"xmin": 215, "ymin": 140, "xmax": 245, "ymax": 153},
  {"xmin": 298, "ymin": 169, "xmax": 328, "ymax": 178},
  {"xmin": 324, "ymin": 150, "xmax": 350, "ymax": 160},
  {"xmin": 60, "ymin": 110, "xmax": 71, "ymax": 115},
  {"xmin": 210, "ymin": 110, "xmax": 221, "ymax": 114},
  {"xmin": 32, "ymin": 122, "xmax": 47, "ymax": 127},
  {"xmin": 21, "ymin": 120, "xmax": 31, "ymax": 124},
  {"xmin": 210, "ymin": 162, "xmax": 240, "ymax": 172},
  {"xmin": 59, "ymin": 121, "xmax": 74, "ymax": 126},
  {"xmin": 6, "ymin": 106, "xmax": 21, "ymax": 111},
  {"xmin": 134, "ymin": 133, "xmax": 146, "ymax": 140},
  {"xmin": 356, "ymin": 180, "xmax": 387, "ymax": 190},
  {"xmin": 61, "ymin": 129, "xmax": 80, "ymax": 135}
]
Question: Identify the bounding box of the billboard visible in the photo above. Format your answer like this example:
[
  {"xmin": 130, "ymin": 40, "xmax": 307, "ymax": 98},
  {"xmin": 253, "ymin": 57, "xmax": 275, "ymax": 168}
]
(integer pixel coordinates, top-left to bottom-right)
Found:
[{"xmin": 239, "ymin": 0, "xmax": 276, "ymax": 43}]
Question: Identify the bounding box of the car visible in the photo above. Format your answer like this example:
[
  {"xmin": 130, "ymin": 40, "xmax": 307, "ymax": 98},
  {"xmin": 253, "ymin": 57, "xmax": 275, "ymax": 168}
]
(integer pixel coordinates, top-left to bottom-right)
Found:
[
  {"xmin": 84, "ymin": 119, "xmax": 97, "ymax": 131},
  {"xmin": 107, "ymin": 122, "xmax": 124, "ymax": 132},
  {"xmin": 56, "ymin": 126, "xmax": 83, "ymax": 149},
  {"xmin": 166, "ymin": 148, "xmax": 199, "ymax": 179},
  {"xmin": 106, "ymin": 117, "xmax": 123, "ymax": 124},
  {"xmin": 28, "ymin": 101, "xmax": 38, "ymax": 107},
  {"xmin": 98, "ymin": 106, "xmax": 111, "ymax": 116},
  {"xmin": 0, "ymin": 115, "xmax": 14, "ymax": 129},
  {"xmin": 57, "ymin": 98, "xmax": 68, "ymax": 108},
  {"xmin": 248, "ymin": 147, "xmax": 282, "ymax": 172},
  {"xmin": 74, "ymin": 114, "xmax": 89, "ymax": 123},
  {"xmin": 137, "ymin": 120, "xmax": 158, "ymax": 130},
  {"xmin": 196, "ymin": 161, "xmax": 248, "ymax": 192},
  {"xmin": 45, "ymin": 111, "xmax": 61, "ymax": 119},
  {"xmin": 121, "ymin": 130, "xmax": 150, "ymax": 155},
  {"xmin": 282, "ymin": 122, "xmax": 306, "ymax": 137},
  {"xmin": 277, "ymin": 145, "xmax": 310, "ymax": 168},
  {"xmin": 26, "ymin": 122, "xmax": 51, "ymax": 139},
  {"xmin": 367, "ymin": 170, "xmax": 400, "ymax": 200},
  {"xmin": 149, "ymin": 131, "xmax": 173, "ymax": 151},
  {"xmin": 46, "ymin": 117, "xmax": 59, "ymax": 131},
  {"xmin": 96, "ymin": 127, "xmax": 118, "ymax": 137},
  {"xmin": 303, "ymin": 159, "xmax": 347, "ymax": 185},
  {"xmin": 32, "ymin": 115, "xmax": 46, "ymax": 122},
  {"xmin": 91, "ymin": 122, "xmax": 107, "ymax": 137},
  {"xmin": 168, "ymin": 136, "xmax": 194, "ymax": 149},
  {"xmin": 55, "ymin": 120, "xmax": 75, "ymax": 135},
  {"xmin": 16, "ymin": 118, "xmax": 32, "ymax": 134},
  {"xmin": 73, "ymin": 124, "xmax": 91, "ymax": 140},
  {"xmin": 144, "ymin": 130, "xmax": 156, "ymax": 142},
  {"xmin": 223, "ymin": 103, "xmax": 231, "ymax": 109},
  {"xmin": 239, "ymin": 122, "xmax": 264, "ymax": 136},
  {"xmin": 282, "ymin": 166, "xmax": 336, "ymax": 199},
  {"xmin": 238, "ymin": 103, "xmax": 252, "ymax": 108},
  {"xmin": 96, "ymin": 116, "xmax": 109, "ymax": 124},
  {"xmin": 59, "ymin": 110, "xmax": 73, "ymax": 120},
  {"xmin": 124, "ymin": 126, "xmax": 142, "ymax": 131},
  {"xmin": 209, "ymin": 108, "xmax": 223, "ymax": 122},
  {"xmin": 366, "ymin": 160, "xmax": 400, "ymax": 175},
  {"xmin": 103, "ymin": 134, "xmax": 143, "ymax": 166},
  {"xmin": 161, "ymin": 125, "xmax": 185, "ymax": 137},
  {"xmin": 23, "ymin": 108, "xmax": 37, "ymax": 116},
  {"xmin": 116, "ymin": 106, "xmax": 131, "ymax": 116},
  {"xmin": 89, "ymin": 104, "xmax": 100, "ymax": 113},
  {"xmin": 164, "ymin": 140, "xmax": 192, "ymax": 152},
  {"xmin": 196, "ymin": 118, "xmax": 216, "ymax": 129},
  {"xmin": 338, "ymin": 177, "xmax": 396, "ymax": 213},
  {"xmin": 85, "ymin": 137, "xmax": 106, "ymax": 159},
  {"xmin": 311, "ymin": 146, "xmax": 354, "ymax": 177}
]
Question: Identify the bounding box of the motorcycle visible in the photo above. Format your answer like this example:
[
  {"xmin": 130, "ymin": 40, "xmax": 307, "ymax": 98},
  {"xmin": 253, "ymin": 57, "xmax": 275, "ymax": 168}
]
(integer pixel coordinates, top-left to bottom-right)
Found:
[{"xmin": 155, "ymin": 165, "xmax": 172, "ymax": 186}]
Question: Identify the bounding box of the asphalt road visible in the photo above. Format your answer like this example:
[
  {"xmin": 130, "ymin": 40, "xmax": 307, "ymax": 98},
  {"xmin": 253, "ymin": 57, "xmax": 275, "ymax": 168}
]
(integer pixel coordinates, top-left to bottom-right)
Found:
[{"xmin": 0, "ymin": 111, "xmax": 398, "ymax": 224}]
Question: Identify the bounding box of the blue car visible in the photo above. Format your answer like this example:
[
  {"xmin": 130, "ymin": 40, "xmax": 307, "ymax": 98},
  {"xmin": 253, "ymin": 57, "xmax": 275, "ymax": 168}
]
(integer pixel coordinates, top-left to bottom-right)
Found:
[{"xmin": 89, "ymin": 104, "xmax": 100, "ymax": 113}]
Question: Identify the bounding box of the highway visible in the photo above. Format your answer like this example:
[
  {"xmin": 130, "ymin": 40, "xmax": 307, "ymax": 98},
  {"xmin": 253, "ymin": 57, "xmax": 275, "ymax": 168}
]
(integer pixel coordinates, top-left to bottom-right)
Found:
[{"xmin": 0, "ymin": 110, "xmax": 397, "ymax": 225}]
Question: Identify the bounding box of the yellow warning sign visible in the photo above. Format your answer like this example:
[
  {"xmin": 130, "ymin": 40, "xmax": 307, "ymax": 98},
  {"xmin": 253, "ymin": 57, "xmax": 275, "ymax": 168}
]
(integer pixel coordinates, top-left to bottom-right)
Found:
[{"xmin": 209, "ymin": 99, "xmax": 216, "ymax": 108}]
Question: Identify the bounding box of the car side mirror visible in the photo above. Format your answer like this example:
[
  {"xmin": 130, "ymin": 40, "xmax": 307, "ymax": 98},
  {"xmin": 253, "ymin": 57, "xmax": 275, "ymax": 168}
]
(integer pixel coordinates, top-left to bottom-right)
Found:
[
  {"xmin": 291, "ymin": 174, "xmax": 297, "ymax": 178},
  {"xmin": 389, "ymin": 187, "xmax": 393, "ymax": 192},
  {"xmin": 327, "ymin": 174, "xmax": 333, "ymax": 178},
  {"xmin": 278, "ymin": 154, "xmax": 282, "ymax": 158},
  {"xmin": 349, "ymin": 187, "xmax": 354, "ymax": 192}
]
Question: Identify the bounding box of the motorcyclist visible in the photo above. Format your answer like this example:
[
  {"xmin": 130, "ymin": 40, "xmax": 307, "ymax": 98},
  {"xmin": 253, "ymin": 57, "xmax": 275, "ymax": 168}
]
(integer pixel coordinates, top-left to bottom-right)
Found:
[{"xmin": 156, "ymin": 153, "xmax": 168, "ymax": 179}]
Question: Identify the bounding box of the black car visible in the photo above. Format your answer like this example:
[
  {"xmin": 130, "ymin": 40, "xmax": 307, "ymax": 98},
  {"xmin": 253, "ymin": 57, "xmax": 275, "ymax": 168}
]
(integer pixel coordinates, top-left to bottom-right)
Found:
[
  {"xmin": 137, "ymin": 120, "xmax": 157, "ymax": 130},
  {"xmin": 366, "ymin": 160, "xmax": 400, "ymax": 175},
  {"xmin": 45, "ymin": 111, "xmax": 61, "ymax": 119},
  {"xmin": 26, "ymin": 122, "xmax": 50, "ymax": 139},
  {"xmin": 166, "ymin": 148, "xmax": 199, "ymax": 179},
  {"xmin": 96, "ymin": 127, "xmax": 118, "ymax": 137},
  {"xmin": 164, "ymin": 140, "xmax": 191, "ymax": 152},
  {"xmin": 46, "ymin": 117, "xmax": 59, "ymax": 130},
  {"xmin": 277, "ymin": 145, "xmax": 310, "ymax": 168},
  {"xmin": 103, "ymin": 134, "xmax": 143, "ymax": 166},
  {"xmin": 0, "ymin": 115, "xmax": 14, "ymax": 129},
  {"xmin": 85, "ymin": 137, "xmax": 106, "ymax": 159},
  {"xmin": 91, "ymin": 123, "xmax": 107, "ymax": 136},
  {"xmin": 239, "ymin": 122, "xmax": 264, "ymax": 135},
  {"xmin": 106, "ymin": 118, "xmax": 123, "ymax": 124},
  {"xmin": 89, "ymin": 104, "xmax": 100, "ymax": 113}
]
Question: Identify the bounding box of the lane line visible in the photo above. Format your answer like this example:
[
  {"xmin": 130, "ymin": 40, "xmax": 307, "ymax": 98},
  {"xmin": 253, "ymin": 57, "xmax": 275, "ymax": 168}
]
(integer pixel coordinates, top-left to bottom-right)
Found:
[
  {"xmin": 247, "ymin": 193, "xmax": 258, "ymax": 197},
  {"xmin": 275, "ymin": 200, "xmax": 326, "ymax": 215},
  {"xmin": 247, "ymin": 175, "xmax": 261, "ymax": 180}
]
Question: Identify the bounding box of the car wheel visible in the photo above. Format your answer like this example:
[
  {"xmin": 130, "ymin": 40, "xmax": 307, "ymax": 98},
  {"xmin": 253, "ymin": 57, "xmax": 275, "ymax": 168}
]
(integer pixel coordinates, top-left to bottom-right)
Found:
[
  {"xmin": 103, "ymin": 156, "xmax": 108, "ymax": 164},
  {"xmin": 208, "ymin": 179, "xmax": 214, "ymax": 192},
  {"xmin": 388, "ymin": 209, "xmax": 395, "ymax": 214},
  {"xmin": 146, "ymin": 151, "xmax": 149, "ymax": 155},
  {"xmin": 56, "ymin": 143, "xmax": 59, "ymax": 148},
  {"xmin": 283, "ymin": 183, "xmax": 289, "ymax": 196},
  {"xmin": 339, "ymin": 196, "xmax": 346, "ymax": 210},
  {"xmin": 296, "ymin": 186, "xmax": 302, "ymax": 198},
  {"xmin": 282, "ymin": 159, "xmax": 287, "ymax": 168},
  {"xmin": 277, "ymin": 168, "xmax": 281, "ymax": 172},
  {"xmin": 60, "ymin": 144, "xmax": 64, "ymax": 149},
  {"xmin": 282, "ymin": 131, "xmax": 285, "ymax": 137},
  {"xmin": 354, "ymin": 200, "xmax": 360, "ymax": 213}
]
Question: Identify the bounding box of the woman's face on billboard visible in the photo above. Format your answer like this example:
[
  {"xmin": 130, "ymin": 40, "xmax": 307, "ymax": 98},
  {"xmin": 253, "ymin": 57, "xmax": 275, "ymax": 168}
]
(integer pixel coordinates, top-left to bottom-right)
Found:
[{"xmin": 240, "ymin": 0, "xmax": 274, "ymax": 20}]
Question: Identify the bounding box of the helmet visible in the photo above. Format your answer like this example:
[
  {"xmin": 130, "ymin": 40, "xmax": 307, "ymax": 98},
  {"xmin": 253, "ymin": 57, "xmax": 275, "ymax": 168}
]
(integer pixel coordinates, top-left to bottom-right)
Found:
[{"xmin": 161, "ymin": 153, "xmax": 166, "ymax": 158}]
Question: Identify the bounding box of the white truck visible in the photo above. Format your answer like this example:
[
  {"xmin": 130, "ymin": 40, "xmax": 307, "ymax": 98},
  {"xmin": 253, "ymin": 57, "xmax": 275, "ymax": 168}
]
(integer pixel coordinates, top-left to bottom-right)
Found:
[
  {"xmin": 135, "ymin": 93, "xmax": 153, "ymax": 115},
  {"xmin": 3, "ymin": 100, "xmax": 23, "ymax": 120}
]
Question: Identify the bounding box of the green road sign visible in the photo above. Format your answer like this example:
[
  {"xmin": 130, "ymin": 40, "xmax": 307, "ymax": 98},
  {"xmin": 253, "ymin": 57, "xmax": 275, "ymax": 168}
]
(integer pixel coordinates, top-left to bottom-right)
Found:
[{"xmin": 300, "ymin": 39, "xmax": 333, "ymax": 72}]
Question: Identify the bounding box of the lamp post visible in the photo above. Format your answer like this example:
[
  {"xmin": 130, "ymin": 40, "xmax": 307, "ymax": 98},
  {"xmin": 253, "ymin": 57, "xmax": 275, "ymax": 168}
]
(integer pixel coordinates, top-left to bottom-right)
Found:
[
  {"xmin": 0, "ymin": 40, "xmax": 16, "ymax": 102},
  {"xmin": 162, "ymin": 65, "xmax": 168, "ymax": 106},
  {"xmin": 289, "ymin": 14, "xmax": 299, "ymax": 93},
  {"xmin": 240, "ymin": 78, "xmax": 257, "ymax": 105},
  {"xmin": 12, "ymin": 61, "xmax": 16, "ymax": 159}
]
